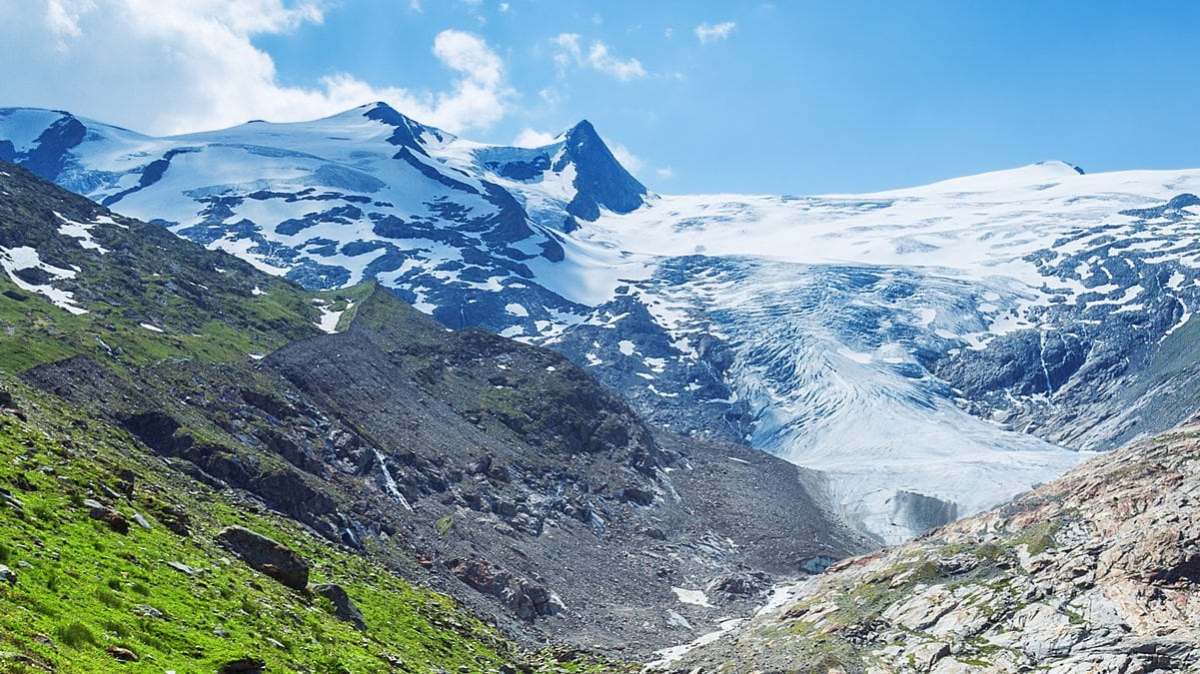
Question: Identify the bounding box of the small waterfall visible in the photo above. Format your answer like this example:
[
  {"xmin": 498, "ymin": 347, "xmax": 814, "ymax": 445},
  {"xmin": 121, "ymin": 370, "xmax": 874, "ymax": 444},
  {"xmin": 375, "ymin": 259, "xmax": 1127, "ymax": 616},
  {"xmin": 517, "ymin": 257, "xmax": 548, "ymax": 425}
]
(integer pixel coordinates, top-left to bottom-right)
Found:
[{"xmin": 374, "ymin": 449, "xmax": 412, "ymax": 511}]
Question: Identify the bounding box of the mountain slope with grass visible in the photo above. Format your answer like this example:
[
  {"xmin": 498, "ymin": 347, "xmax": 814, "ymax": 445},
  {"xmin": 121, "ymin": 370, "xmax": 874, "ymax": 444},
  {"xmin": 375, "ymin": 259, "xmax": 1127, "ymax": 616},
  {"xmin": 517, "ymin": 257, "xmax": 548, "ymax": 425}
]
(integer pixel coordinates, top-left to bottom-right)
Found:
[
  {"xmin": 0, "ymin": 382, "xmax": 590, "ymax": 674},
  {"xmin": 0, "ymin": 160, "xmax": 867, "ymax": 667}
]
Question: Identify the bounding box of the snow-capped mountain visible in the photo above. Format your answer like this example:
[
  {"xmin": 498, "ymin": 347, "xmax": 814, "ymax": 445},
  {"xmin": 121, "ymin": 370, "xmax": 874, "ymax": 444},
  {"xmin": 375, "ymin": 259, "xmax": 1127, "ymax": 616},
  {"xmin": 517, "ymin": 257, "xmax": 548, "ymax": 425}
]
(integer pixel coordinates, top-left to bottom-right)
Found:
[{"xmin": 5, "ymin": 104, "xmax": 1200, "ymax": 544}]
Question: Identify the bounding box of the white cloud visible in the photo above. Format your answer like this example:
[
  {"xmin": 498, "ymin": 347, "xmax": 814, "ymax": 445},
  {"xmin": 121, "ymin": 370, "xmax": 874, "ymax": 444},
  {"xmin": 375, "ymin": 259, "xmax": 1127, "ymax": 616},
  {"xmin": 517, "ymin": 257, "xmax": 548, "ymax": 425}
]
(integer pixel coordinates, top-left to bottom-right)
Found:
[
  {"xmin": 498, "ymin": 2, "xmax": 509, "ymax": 12},
  {"xmin": 608, "ymin": 142, "xmax": 643, "ymax": 174},
  {"xmin": 694, "ymin": 21, "xmax": 736, "ymax": 43},
  {"xmin": 551, "ymin": 32, "xmax": 647, "ymax": 81},
  {"xmin": 512, "ymin": 128, "xmax": 557, "ymax": 147},
  {"xmin": 586, "ymin": 42, "xmax": 647, "ymax": 81},
  {"xmin": 0, "ymin": 1, "xmax": 512, "ymax": 135},
  {"xmin": 655, "ymin": 166, "xmax": 674, "ymax": 179}
]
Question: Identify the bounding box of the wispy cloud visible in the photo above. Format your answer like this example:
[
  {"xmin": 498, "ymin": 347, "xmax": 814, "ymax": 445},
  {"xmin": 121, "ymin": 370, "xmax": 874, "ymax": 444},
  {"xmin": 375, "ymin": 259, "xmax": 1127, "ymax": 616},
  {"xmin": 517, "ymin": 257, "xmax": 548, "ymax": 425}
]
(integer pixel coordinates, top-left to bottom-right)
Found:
[
  {"xmin": 552, "ymin": 32, "xmax": 647, "ymax": 81},
  {"xmin": 512, "ymin": 128, "xmax": 558, "ymax": 147},
  {"xmin": 609, "ymin": 142, "xmax": 643, "ymax": 174},
  {"xmin": 695, "ymin": 21, "xmax": 736, "ymax": 44}
]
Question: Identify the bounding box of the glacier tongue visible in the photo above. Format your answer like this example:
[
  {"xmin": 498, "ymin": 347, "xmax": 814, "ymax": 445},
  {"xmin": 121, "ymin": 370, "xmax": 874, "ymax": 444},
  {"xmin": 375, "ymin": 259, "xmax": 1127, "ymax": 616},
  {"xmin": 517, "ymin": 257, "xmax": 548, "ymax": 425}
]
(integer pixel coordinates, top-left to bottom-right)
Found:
[{"xmin": 596, "ymin": 257, "xmax": 1091, "ymax": 544}]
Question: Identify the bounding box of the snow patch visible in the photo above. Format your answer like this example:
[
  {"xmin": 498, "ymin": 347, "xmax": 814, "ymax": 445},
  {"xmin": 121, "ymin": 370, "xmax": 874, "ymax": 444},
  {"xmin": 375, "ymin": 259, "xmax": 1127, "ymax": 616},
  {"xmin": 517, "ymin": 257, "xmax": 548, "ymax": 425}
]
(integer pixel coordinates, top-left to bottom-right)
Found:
[{"xmin": 670, "ymin": 587, "xmax": 713, "ymax": 608}]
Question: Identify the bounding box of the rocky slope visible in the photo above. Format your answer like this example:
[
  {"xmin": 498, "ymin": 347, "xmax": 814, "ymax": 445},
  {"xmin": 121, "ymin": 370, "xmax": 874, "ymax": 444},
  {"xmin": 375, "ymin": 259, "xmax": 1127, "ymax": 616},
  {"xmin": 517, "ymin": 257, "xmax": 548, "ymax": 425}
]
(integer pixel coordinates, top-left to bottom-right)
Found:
[
  {"xmin": 0, "ymin": 160, "xmax": 868, "ymax": 665},
  {"xmin": 658, "ymin": 421, "xmax": 1200, "ymax": 672}
]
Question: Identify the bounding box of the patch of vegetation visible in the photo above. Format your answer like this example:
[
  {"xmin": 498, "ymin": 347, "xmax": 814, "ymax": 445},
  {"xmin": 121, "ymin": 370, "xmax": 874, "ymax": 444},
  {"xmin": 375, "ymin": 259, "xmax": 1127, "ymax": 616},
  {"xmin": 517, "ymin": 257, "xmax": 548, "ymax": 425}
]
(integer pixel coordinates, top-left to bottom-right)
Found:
[
  {"xmin": 1011, "ymin": 521, "xmax": 1059, "ymax": 556},
  {"xmin": 54, "ymin": 622, "xmax": 97, "ymax": 649}
]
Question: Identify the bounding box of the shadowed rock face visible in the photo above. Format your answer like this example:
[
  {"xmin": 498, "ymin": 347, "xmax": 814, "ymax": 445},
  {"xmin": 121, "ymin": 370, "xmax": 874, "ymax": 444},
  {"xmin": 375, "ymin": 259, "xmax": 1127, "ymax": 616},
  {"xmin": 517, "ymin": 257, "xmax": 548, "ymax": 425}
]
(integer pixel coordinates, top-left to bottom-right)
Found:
[
  {"xmin": 312, "ymin": 584, "xmax": 366, "ymax": 631},
  {"xmin": 558, "ymin": 120, "xmax": 647, "ymax": 220},
  {"xmin": 660, "ymin": 423, "xmax": 1200, "ymax": 672}
]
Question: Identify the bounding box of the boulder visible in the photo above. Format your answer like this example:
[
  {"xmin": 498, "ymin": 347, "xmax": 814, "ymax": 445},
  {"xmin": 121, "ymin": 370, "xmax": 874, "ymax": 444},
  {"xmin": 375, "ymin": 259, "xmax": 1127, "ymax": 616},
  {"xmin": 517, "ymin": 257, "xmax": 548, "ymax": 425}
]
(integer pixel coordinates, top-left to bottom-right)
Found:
[
  {"xmin": 710, "ymin": 572, "xmax": 767, "ymax": 597},
  {"xmin": 619, "ymin": 486, "xmax": 654, "ymax": 506},
  {"xmin": 156, "ymin": 504, "xmax": 191, "ymax": 537},
  {"xmin": 0, "ymin": 564, "xmax": 16, "ymax": 586},
  {"xmin": 444, "ymin": 557, "xmax": 562, "ymax": 621},
  {"xmin": 165, "ymin": 561, "xmax": 196, "ymax": 576},
  {"xmin": 313, "ymin": 583, "xmax": 366, "ymax": 630},
  {"xmin": 106, "ymin": 646, "xmax": 138, "ymax": 662},
  {"xmin": 83, "ymin": 499, "xmax": 129, "ymax": 534},
  {"xmin": 216, "ymin": 526, "xmax": 309, "ymax": 591}
]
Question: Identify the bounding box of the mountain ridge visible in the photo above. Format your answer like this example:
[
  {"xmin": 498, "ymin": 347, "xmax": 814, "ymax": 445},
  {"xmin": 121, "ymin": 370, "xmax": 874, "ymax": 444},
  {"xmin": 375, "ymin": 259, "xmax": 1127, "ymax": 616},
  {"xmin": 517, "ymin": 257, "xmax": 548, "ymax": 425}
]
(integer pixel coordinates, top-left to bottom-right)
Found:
[{"xmin": 656, "ymin": 420, "xmax": 1200, "ymax": 671}]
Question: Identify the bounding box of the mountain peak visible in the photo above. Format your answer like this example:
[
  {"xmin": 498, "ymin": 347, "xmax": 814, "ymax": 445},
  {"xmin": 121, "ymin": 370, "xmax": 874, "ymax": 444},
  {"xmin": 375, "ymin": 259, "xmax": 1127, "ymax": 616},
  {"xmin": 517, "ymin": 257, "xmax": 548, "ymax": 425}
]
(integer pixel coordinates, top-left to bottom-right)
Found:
[
  {"xmin": 553, "ymin": 119, "xmax": 646, "ymax": 220},
  {"xmin": 565, "ymin": 119, "xmax": 598, "ymax": 140},
  {"xmin": 361, "ymin": 102, "xmax": 452, "ymax": 153},
  {"xmin": 362, "ymin": 101, "xmax": 418, "ymax": 127},
  {"xmin": 1034, "ymin": 159, "xmax": 1085, "ymax": 175}
]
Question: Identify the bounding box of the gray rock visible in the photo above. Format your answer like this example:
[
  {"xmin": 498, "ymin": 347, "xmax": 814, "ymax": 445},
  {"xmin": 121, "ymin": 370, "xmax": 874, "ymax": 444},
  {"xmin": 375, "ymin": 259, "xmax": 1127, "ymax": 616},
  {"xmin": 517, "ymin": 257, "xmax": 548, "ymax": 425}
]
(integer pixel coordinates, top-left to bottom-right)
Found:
[
  {"xmin": 313, "ymin": 583, "xmax": 366, "ymax": 631},
  {"xmin": 83, "ymin": 499, "xmax": 129, "ymax": 534},
  {"xmin": 165, "ymin": 561, "xmax": 196, "ymax": 576},
  {"xmin": 216, "ymin": 526, "xmax": 309, "ymax": 591},
  {"xmin": 106, "ymin": 646, "xmax": 138, "ymax": 662},
  {"xmin": 133, "ymin": 604, "xmax": 165, "ymax": 619}
]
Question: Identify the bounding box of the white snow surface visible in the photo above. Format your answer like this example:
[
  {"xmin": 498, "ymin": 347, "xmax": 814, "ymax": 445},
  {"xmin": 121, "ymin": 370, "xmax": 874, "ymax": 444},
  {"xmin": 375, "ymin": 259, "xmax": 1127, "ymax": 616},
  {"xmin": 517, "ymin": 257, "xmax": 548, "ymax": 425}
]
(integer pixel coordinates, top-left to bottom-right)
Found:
[
  {"xmin": 0, "ymin": 245, "xmax": 87, "ymax": 314},
  {"xmin": 315, "ymin": 301, "xmax": 352, "ymax": 334},
  {"xmin": 670, "ymin": 587, "xmax": 714, "ymax": 608}
]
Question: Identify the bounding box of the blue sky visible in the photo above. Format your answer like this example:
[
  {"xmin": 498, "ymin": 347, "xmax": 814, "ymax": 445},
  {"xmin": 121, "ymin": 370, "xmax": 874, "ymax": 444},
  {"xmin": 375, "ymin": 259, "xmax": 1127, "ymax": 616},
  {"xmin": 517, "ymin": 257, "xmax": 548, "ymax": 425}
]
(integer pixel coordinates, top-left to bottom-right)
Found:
[{"xmin": 4, "ymin": 1, "xmax": 1200, "ymax": 194}]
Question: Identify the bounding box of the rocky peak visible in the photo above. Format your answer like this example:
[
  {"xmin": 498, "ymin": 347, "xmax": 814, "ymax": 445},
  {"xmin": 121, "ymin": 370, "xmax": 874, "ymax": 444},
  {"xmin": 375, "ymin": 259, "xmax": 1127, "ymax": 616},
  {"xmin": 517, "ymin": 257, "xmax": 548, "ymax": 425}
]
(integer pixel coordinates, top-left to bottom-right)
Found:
[
  {"xmin": 556, "ymin": 119, "xmax": 647, "ymax": 220},
  {"xmin": 362, "ymin": 101, "xmax": 453, "ymax": 154}
]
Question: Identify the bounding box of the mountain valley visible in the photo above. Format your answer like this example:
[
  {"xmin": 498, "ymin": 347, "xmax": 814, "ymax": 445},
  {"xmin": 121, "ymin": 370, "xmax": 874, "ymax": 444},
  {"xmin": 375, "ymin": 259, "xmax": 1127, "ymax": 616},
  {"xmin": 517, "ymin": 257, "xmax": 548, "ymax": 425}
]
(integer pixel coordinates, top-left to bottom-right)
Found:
[
  {"xmin": 2, "ymin": 101, "xmax": 1200, "ymax": 672},
  {"xmin": 0, "ymin": 160, "xmax": 867, "ymax": 670}
]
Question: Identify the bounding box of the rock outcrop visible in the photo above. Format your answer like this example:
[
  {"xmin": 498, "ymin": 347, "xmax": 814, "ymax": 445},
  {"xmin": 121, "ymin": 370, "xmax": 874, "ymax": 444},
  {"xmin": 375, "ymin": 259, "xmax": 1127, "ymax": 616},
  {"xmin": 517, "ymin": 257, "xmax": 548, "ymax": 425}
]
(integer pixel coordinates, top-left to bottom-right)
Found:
[
  {"xmin": 661, "ymin": 423, "xmax": 1200, "ymax": 672},
  {"xmin": 216, "ymin": 526, "xmax": 310, "ymax": 591}
]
